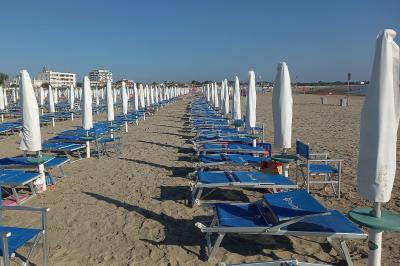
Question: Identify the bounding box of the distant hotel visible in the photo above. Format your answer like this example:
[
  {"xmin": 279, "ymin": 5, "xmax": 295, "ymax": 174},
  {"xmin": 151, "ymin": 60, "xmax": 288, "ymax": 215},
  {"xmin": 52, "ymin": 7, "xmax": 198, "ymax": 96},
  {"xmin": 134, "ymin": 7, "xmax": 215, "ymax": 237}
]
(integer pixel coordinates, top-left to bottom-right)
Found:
[
  {"xmin": 89, "ymin": 69, "xmax": 112, "ymax": 87},
  {"xmin": 115, "ymin": 79, "xmax": 135, "ymax": 88},
  {"xmin": 35, "ymin": 66, "xmax": 76, "ymax": 87}
]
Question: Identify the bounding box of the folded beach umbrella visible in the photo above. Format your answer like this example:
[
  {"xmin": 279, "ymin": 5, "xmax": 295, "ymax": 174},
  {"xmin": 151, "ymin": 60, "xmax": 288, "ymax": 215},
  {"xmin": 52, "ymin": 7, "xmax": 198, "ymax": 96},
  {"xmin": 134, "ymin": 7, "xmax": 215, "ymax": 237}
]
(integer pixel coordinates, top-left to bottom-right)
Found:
[
  {"xmin": 356, "ymin": 29, "xmax": 400, "ymax": 266},
  {"xmin": 210, "ymin": 83, "xmax": 215, "ymax": 106},
  {"xmin": 272, "ymin": 62, "xmax": 293, "ymax": 150},
  {"xmin": 206, "ymin": 84, "xmax": 210, "ymax": 102},
  {"xmin": 133, "ymin": 83, "xmax": 139, "ymax": 111},
  {"xmin": 213, "ymin": 83, "xmax": 219, "ymax": 108},
  {"xmin": 139, "ymin": 84, "xmax": 145, "ymax": 108},
  {"xmin": 121, "ymin": 81, "xmax": 128, "ymax": 115},
  {"xmin": 0, "ymin": 86, "xmax": 4, "ymax": 122},
  {"xmin": 220, "ymin": 80, "xmax": 225, "ymax": 113},
  {"xmin": 69, "ymin": 85, "xmax": 75, "ymax": 110},
  {"xmin": 106, "ymin": 79, "xmax": 114, "ymax": 122},
  {"xmin": 145, "ymin": 85, "xmax": 150, "ymax": 106},
  {"xmin": 48, "ymin": 84, "xmax": 55, "ymax": 114},
  {"xmin": 82, "ymin": 76, "xmax": 93, "ymax": 130},
  {"xmin": 232, "ymin": 76, "xmax": 241, "ymax": 120},
  {"xmin": 3, "ymin": 88, "xmax": 8, "ymax": 107},
  {"xmin": 150, "ymin": 86, "xmax": 155, "ymax": 105},
  {"xmin": 20, "ymin": 70, "xmax": 47, "ymax": 190},
  {"xmin": 246, "ymin": 70, "xmax": 257, "ymax": 129},
  {"xmin": 95, "ymin": 87, "xmax": 100, "ymax": 106},
  {"xmin": 223, "ymin": 79, "xmax": 230, "ymax": 115},
  {"xmin": 82, "ymin": 76, "xmax": 93, "ymax": 157},
  {"xmin": 12, "ymin": 89, "xmax": 16, "ymax": 103}
]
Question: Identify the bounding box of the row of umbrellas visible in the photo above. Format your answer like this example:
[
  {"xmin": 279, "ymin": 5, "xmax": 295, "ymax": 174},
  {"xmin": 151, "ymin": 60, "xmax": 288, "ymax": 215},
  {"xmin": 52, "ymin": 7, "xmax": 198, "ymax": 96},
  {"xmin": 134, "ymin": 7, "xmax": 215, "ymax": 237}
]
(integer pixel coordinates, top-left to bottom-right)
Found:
[{"xmin": 200, "ymin": 29, "xmax": 400, "ymax": 266}]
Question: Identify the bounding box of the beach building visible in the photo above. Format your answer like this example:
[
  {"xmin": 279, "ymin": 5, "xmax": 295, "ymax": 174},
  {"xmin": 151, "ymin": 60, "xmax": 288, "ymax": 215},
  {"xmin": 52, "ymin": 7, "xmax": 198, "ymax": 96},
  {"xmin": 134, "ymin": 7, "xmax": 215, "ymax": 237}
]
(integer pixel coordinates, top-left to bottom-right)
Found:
[
  {"xmin": 35, "ymin": 66, "xmax": 76, "ymax": 87},
  {"xmin": 89, "ymin": 69, "xmax": 113, "ymax": 86}
]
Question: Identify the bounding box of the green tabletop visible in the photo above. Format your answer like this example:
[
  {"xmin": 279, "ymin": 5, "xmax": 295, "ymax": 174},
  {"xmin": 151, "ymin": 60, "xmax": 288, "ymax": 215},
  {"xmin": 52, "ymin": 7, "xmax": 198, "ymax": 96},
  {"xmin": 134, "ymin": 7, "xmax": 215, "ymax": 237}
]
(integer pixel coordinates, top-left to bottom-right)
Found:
[
  {"xmin": 349, "ymin": 207, "xmax": 400, "ymax": 232},
  {"xmin": 80, "ymin": 136, "xmax": 96, "ymax": 141},
  {"xmin": 107, "ymin": 124, "xmax": 120, "ymax": 130},
  {"xmin": 27, "ymin": 155, "xmax": 54, "ymax": 164},
  {"xmin": 271, "ymin": 154, "xmax": 298, "ymax": 163}
]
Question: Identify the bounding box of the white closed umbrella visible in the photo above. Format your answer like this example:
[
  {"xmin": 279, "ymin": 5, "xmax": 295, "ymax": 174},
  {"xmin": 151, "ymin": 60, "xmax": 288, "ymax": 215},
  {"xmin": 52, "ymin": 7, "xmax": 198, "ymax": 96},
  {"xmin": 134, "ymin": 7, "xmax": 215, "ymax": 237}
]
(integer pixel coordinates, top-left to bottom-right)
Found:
[
  {"xmin": 232, "ymin": 76, "xmax": 241, "ymax": 120},
  {"xmin": 213, "ymin": 83, "xmax": 219, "ymax": 109},
  {"xmin": 54, "ymin": 86, "xmax": 58, "ymax": 104},
  {"xmin": 206, "ymin": 84, "xmax": 210, "ymax": 102},
  {"xmin": 69, "ymin": 85, "xmax": 75, "ymax": 120},
  {"xmin": 121, "ymin": 81, "xmax": 129, "ymax": 132},
  {"xmin": 272, "ymin": 62, "xmax": 293, "ymax": 176},
  {"xmin": 145, "ymin": 85, "xmax": 150, "ymax": 106},
  {"xmin": 106, "ymin": 80, "xmax": 114, "ymax": 122},
  {"xmin": 223, "ymin": 79, "xmax": 229, "ymax": 115},
  {"xmin": 48, "ymin": 85, "xmax": 56, "ymax": 127},
  {"xmin": 95, "ymin": 87, "xmax": 100, "ymax": 107},
  {"xmin": 133, "ymin": 83, "xmax": 139, "ymax": 112},
  {"xmin": 220, "ymin": 81, "xmax": 225, "ymax": 111},
  {"xmin": 3, "ymin": 88, "xmax": 8, "ymax": 107},
  {"xmin": 272, "ymin": 62, "xmax": 293, "ymax": 150},
  {"xmin": 355, "ymin": 29, "xmax": 400, "ymax": 266},
  {"xmin": 82, "ymin": 76, "xmax": 93, "ymax": 158},
  {"xmin": 12, "ymin": 89, "xmax": 16, "ymax": 103},
  {"xmin": 246, "ymin": 70, "xmax": 257, "ymax": 130},
  {"xmin": 20, "ymin": 70, "xmax": 46, "ymax": 191},
  {"xmin": 0, "ymin": 86, "xmax": 4, "ymax": 122},
  {"xmin": 139, "ymin": 84, "xmax": 145, "ymax": 108},
  {"xmin": 150, "ymin": 86, "xmax": 155, "ymax": 105}
]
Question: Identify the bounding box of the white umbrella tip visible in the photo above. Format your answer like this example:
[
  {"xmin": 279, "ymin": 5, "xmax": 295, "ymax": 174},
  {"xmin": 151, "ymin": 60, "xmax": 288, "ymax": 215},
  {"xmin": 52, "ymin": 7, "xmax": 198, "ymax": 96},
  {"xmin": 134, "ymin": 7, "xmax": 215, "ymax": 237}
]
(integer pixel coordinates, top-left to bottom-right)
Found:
[{"xmin": 381, "ymin": 29, "xmax": 396, "ymax": 39}]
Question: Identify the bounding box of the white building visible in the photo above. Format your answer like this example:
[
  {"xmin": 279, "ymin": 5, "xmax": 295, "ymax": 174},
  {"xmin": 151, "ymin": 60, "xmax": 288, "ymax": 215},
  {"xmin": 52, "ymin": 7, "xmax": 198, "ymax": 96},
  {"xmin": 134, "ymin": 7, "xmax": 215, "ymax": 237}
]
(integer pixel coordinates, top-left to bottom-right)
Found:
[
  {"xmin": 36, "ymin": 66, "xmax": 76, "ymax": 87},
  {"xmin": 89, "ymin": 69, "xmax": 112, "ymax": 86}
]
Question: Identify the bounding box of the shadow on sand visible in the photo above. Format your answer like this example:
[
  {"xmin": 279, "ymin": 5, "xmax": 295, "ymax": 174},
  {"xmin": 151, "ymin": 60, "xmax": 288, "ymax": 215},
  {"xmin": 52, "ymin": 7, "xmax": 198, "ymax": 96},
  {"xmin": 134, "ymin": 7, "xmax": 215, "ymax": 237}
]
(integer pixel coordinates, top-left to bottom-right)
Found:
[{"xmin": 83, "ymin": 191, "xmax": 306, "ymax": 261}]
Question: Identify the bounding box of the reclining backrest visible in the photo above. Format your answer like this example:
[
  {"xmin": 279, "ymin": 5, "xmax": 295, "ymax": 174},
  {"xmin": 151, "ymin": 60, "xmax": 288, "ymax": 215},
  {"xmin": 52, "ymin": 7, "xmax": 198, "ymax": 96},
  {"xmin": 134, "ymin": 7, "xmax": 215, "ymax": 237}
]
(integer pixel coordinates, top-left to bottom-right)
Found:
[{"xmin": 296, "ymin": 140, "xmax": 309, "ymax": 160}]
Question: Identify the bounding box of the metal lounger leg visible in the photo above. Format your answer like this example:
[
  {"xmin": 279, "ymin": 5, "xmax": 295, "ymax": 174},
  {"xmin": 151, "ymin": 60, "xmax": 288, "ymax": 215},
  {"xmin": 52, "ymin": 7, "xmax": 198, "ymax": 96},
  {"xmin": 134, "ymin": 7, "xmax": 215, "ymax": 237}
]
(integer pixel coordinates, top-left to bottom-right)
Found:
[
  {"xmin": 11, "ymin": 187, "xmax": 20, "ymax": 203},
  {"xmin": 1, "ymin": 232, "xmax": 10, "ymax": 266},
  {"xmin": 327, "ymin": 237, "xmax": 353, "ymax": 266},
  {"xmin": 207, "ymin": 233, "xmax": 225, "ymax": 260}
]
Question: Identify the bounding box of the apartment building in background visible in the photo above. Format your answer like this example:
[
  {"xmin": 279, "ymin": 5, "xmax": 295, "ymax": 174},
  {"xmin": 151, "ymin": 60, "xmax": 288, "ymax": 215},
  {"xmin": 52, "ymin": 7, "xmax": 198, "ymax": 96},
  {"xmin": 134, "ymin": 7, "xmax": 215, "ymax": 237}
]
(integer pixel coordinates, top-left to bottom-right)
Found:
[
  {"xmin": 35, "ymin": 66, "xmax": 76, "ymax": 87},
  {"xmin": 89, "ymin": 69, "xmax": 113, "ymax": 86}
]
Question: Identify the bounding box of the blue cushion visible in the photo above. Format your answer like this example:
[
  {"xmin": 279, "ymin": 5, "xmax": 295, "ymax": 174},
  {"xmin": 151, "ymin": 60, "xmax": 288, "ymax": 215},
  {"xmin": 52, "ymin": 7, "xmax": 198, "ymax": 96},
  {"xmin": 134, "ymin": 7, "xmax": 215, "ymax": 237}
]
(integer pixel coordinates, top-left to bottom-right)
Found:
[
  {"xmin": 216, "ymin": 203, "xmax": 271, "ymax": 227},
  {"xmin": 300, "ymin": 164, "xmax": 338, "ymax": 173}
]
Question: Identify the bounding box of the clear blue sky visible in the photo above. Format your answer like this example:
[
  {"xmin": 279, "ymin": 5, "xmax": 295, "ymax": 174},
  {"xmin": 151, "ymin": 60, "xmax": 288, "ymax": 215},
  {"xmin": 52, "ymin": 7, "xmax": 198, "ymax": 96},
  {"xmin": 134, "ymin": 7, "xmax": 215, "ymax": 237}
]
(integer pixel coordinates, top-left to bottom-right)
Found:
[{"xmin": 0, "ymin": 0, "xmax": 398, "ymax": 83}]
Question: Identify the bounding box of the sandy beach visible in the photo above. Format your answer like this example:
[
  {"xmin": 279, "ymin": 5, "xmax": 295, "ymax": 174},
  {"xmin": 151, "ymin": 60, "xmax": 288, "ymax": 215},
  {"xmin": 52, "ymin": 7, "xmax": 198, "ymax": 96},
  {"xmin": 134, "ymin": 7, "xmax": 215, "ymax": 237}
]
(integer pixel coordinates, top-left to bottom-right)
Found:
[{"xmin": 1, "ymin": 93, "xmax": 399, "ymax": 265}]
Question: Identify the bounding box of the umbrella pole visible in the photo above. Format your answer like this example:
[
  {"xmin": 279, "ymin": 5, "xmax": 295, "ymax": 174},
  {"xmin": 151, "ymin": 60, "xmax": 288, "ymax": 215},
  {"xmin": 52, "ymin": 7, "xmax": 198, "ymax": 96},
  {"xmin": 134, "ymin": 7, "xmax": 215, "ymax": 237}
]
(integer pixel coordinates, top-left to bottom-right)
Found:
[
  {"xmin": 252, "ymin": 129, "xmax": 256, "ymax": 147},
  {"xmin": 51, "ymin": 117, "xmax": 55, "ymax": 127},
  {"xmin": 71, "ymin": 113, "xmax": 74, "ymax": 121},
  {"xmin": 282, "ymin": 148, "xmax": 289, "ymax": 177},
  {"xmin": 1, "ymin": 114, "xmax": 3, "ymax": 122},
  {"xmin": 368, "ymin": 202, "xmax": 382, "ymax": 266},
  {"xmin": 86, "ymin": 131, "xmax": 91, "ymax": 158},
  {"xmin": 125, "ymin": 121, "xmax": 128, "ymax": 132}
]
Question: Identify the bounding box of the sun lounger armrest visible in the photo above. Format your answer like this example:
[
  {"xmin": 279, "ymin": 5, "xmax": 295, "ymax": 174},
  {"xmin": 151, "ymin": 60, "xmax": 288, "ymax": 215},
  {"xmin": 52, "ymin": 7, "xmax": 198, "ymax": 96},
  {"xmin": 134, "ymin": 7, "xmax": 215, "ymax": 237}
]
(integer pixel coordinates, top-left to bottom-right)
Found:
[
  {"xmin": 265, "ymin": 212, "xmax": 331, "ymax": 233},
  {"xmin": 0, "ymin": 206, "xmax": 50, "ymax": 213}
]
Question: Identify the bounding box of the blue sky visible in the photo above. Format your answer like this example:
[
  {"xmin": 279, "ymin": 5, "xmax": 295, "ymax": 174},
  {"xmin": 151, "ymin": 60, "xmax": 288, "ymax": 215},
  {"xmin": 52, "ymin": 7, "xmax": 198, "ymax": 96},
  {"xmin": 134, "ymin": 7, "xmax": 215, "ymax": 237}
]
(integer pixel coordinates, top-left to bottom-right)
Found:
[{"xmin": 0, "ymin": 0, "xmax": 398, "ymax": 83}]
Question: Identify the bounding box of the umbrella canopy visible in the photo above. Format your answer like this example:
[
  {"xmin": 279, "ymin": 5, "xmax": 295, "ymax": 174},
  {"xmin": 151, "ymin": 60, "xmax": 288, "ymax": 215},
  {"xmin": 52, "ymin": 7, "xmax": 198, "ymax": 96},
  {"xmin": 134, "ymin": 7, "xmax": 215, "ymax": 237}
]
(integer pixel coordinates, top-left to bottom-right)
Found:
[
  {"xmin": 121, "ymin": 81, "xmax": 128, "ymax": 115},
  {"xmin": 272, "ymin": 62, "xmax": 293, "ymax": 149},
  {"xmin": 48, "ymin": 85, "xmax": 55, "ymax": 113},
  {"xmin": 39, "ymin": 86, "xmax": 44, "ymax": 106},
  {"xmin": 232, "ymin": 76, "xmax": 241, "ymax": 120},
  {"xmin": 139, "ymin": 84, "xmax": 145, "ymax": 108},
  {"xmin": 220, "ymin": 80, "xmax": 225, "ymax": 111},
  {"xmin": 19, "ymin": 70, "xmax": 42, "ymax": 152},
  {"xmin": 150, "ymin": 86, "xmax": 155, "ymax": 105},
  {"xmin": 133, "ymin": 83, "xmax": 139, "ymax": 111},
  {"xmin": 95, "ymin": 87, "xmax": 100, "ymax": 106},
  {"xmin": 145, "ymin": 85, "xmax": 150, "ymax": 106},
  {"xmin": 106, "ymin": 80, "xmax": 114, "ymax": 121},
  {"xmin": 358, "ymin": 29, "xmax": 400, "ymax": 203},
  {"xmin": 54, "ymin": 87, "xmax": 58, "ymax": 104},
  {"xmin": 206, "ymin": 84, "xmax": 211, "ymax": 102},
  {"xmin": 213, "ymin": 83, "xmax": 219, "ymax": 108},
  {"xmin": 69, "ymin": 85, "xmax": 75, "ymax": 110},
  {"xmin": 223, "ymin": 79, "xmax": 229, "ymax": 115},
  {"xmin": 0, "ymin": 86, "xmax": 4, "ymax": 110},
  {"xmin": 82, "ymin": 76, "xmax": 93, "ymax": 130},
  {"xmin": 246, "ymin": 70, "xmax": 257, "ymax": 129}
]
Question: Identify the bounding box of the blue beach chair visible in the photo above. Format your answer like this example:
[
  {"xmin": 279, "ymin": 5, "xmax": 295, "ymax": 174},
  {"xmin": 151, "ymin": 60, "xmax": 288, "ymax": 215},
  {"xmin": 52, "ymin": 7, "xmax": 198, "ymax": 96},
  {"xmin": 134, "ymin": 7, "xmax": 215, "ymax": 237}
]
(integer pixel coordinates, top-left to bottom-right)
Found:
[
  {"xmin": 0, "ymin": 205, "xmax": 49, "ymax": 265},
  {"xmin": 195, "ymin": 190, "xmax": 366, "ymax": 264},
  {"xmin": 295, "ymin": 140, "xmax": 343, "ymax": 199}
]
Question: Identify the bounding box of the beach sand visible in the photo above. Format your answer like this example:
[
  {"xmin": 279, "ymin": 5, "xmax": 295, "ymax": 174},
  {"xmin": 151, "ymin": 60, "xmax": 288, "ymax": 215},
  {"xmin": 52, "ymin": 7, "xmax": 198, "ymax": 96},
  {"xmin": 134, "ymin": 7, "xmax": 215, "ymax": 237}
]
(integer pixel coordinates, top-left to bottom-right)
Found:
[{"xmin": 1, "ymin": 93, "xmax": 399, "ymax": 265}]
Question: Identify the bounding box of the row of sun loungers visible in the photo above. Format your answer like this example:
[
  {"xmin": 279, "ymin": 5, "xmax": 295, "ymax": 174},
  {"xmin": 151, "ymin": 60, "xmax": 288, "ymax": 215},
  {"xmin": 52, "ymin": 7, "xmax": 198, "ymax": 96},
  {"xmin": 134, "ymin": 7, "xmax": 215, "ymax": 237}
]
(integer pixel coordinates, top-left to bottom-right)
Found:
[{"xmin": 185, "ymin": 97, "xmax": 365, "ymax": 265}]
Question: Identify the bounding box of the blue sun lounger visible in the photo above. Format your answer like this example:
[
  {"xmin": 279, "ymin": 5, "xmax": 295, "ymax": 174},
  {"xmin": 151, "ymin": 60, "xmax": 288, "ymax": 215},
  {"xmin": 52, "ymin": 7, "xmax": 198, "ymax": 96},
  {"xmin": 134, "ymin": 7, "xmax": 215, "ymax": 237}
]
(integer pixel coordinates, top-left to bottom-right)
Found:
[
  {"xmin": 197, "ymin": 154, "xmax": 271, "ymax": 168},
  {"xmin": 42, "ymin": 142, "xmax": 86, "ymax": 162},
  {"xmin": 0, "ymin": 169, "xmax": 40, "ymax": 205},
  {"xmin": 0, "ymin": 205, "xmax": 49, "ymax": 265},
  {"xmin": 195, "ymin": 143, "xmax": 267, "ymax": 156},
  {"xmin": 0, "ymin": 156, "xmax": 69, "ymax": 182},
  {"xmin": 194, "ymin": 136, "xmax": 254, "ymax": 145},
  {"xmin": 190, "ymin": 171, "xmax": 298, "ymax": 206},
  {"xmin": 195, "ymin": 190, "xmax": 366, "ymax": 264}
]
